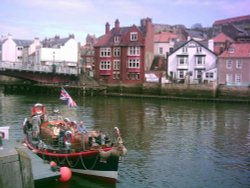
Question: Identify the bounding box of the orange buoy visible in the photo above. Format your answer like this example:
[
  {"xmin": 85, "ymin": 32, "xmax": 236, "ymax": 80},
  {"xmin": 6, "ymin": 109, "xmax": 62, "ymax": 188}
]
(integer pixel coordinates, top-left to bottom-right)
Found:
[{"xmin": 59, "ymin": 167, "xmax": 72, "ymax": 182}]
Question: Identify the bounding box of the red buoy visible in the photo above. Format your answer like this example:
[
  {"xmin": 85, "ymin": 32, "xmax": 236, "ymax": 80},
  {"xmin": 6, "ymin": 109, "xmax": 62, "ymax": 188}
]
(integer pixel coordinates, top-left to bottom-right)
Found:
[
  {"xmin": 50, "ymin": 161, "xmax": 58, "ymax": 172},
  {"xmin": 59, "ymin": 167, "xmax": 72, "ymax": 182}
]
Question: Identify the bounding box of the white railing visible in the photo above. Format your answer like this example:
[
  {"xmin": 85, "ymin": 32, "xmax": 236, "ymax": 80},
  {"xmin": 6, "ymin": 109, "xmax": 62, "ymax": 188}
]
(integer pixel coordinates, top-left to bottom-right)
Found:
[{"xmin": 0, "ymin": 61, "xmax": 79, "ymax": 75}]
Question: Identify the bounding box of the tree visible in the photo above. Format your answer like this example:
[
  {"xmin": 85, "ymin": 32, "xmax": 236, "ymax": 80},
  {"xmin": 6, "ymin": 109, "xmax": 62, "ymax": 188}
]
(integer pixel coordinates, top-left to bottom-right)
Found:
[{"xmin": 191, "ymin": 23, "xmax": 203, "ymax": 30}]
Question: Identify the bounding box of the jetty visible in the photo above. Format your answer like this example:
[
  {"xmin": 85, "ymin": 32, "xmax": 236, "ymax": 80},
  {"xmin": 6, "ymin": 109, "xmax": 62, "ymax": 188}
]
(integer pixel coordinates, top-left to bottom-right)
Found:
[{"xmin": 0, "ymin": 139, "xmax": 60, "ymax": 188}]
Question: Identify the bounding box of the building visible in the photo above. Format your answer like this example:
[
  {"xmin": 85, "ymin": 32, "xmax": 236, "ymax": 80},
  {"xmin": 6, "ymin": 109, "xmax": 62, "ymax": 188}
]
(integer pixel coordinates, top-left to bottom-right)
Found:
[
  {"xmin": 94, "ymin": 18, "xmax": 154, "ymax": 85},
  {"xmin": 80, "ymin": 34, "xmax": 97, "ymax": 76},
  {"xmin": 168, "ymin": 39, "xmax": 217, "ymax": 84},
  {"xmin": 37, "ymin": 35, "xmax": 79, "ymax": 68},
  {"xmin": 218, "ymin": 43, "xmax": 250, "ymax": 86},
  {"xmin": 1, "ymin": 34, "xmax": 33, "ymax": 63},
  {"xmin": 211, "ymin": 32, "xmax": 235, "ymax": 55},
  {"xmin": 213, "ymin": 14, "xmax": 250, "ymax": 41}
]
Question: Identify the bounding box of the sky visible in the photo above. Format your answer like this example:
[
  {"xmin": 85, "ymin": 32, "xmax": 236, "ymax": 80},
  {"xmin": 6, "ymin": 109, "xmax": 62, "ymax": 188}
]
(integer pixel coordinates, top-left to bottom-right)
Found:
[{"xmin": 0, "ymin": 0, "xmax": 250, "ymax": 44}]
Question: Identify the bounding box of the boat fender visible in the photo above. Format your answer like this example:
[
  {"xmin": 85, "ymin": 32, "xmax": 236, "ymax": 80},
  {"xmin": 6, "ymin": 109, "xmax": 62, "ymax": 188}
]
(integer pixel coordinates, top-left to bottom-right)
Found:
[
  {"xmin": 99, "ymin": 149, "xmax": 112, "ymax": 163},
  {"xmin": 0, "ymin": 131, "xmax": 5, "ymax": 139},
  {"xmin": 64, "ymin": 130, "xmax": 74, "ymax": 145}
]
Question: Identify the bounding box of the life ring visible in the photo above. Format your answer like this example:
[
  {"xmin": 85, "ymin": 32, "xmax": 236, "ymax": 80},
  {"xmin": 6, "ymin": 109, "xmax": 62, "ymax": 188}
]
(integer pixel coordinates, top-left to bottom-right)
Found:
[
  {"xmin": 64, "ymin": 130, "xmax": 74, "ymax": 145},
  {"xmin": 0, "ymin": 131, "xmax": 5, "ymax": 139}
]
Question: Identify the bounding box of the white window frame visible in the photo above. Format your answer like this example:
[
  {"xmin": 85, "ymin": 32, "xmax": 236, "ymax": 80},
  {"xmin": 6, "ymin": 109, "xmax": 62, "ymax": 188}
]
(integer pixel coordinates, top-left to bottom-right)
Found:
[
  {"xmin": 226, "ymin": 60, "xmax": 233, "ymax": 69},
  {"xmin": 196, "ymin": 47, "xmax": 202, "ymax": 53},
  {"xmin": 196, "ymin": 56, "xmax": 205, "ymax": 65},
  {"xmin": 205, "ymin": 72, "xmax": 213, "ymax": 78},
  {"xmin": 130, "ymin": 32, "xmax": 138, "ymax": 41},
  {"xmin": 235, "ymin": 74, "xmax": 241, "ymax": 83},
  {"xmin": 195, "ymin": 69, "xmax": 203, "ymax": 79},
  {"xmin": 128, "ymin": 47, "xmax": 140, "ymax": 56},
  {"xmin": 128, "ymin": 73, "xmax": 140, "ymax": 80},
  {"xmin": 177, "ymin": 70, "xmax": 186, "ymax": 79},
  {"xmin": 182, "ymin": 47, "xmax": 188, "ymax": 53},
  {"xmin": 159, "ymin": 47, "xmax": 163, "ymax": 54},
  {"xmin": 100, "ymin": 48, "xmax": 111, "ymax": 57},
  {"xmin": 113, "ymin": 60, "xmax": 120, "ymax": 70},
  {"xmin": 113, "ymin": 48, "xmax": 120, "ymax": 57},
  {"xmin": 236, "ymin": 60, "xmax": 242, "ymax": 69},
  {"xmin": 226, "ymin": 74, "xmax": 233, "ymax": 83},
  {"xmin": 99, "ymin": 61, "xmax": 111, "ymax": 70},
  {"xmin": 178, "ymin": 56, "xmax": 188, "ymax": 65},
  {"xmin": 113, "ymin": 71, "xmax": 120, "ymax": 80},
  {"xmin": 128, "ymin": 58, "xmax": 140, "ymax": 68},
  {"xmin": 114, "ymin": 36, "xmax": 120, "ymax": 44}
]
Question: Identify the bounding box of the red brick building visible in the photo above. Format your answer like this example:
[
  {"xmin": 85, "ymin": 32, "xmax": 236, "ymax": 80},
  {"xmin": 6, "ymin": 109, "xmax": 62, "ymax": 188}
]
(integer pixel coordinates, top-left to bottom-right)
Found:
[{"xmin": 94, "ymin": 18, "xmax": 154, "ymax": 85}]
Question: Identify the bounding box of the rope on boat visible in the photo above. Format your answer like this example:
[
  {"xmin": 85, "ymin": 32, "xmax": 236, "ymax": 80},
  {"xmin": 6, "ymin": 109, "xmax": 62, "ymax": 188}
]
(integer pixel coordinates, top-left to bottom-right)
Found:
[{"xmin": 79, "ymin": 152, "xmax": 99, "ymax": 170}]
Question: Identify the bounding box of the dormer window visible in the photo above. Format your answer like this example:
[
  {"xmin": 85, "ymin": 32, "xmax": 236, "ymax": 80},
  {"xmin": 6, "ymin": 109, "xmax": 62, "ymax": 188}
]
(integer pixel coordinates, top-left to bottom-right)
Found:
[
  {"xmin": 130, "ymin": 32, "xmax": 138, "ymax": 41},
  {"xmin": 114, "ymin": 36, "xmax": 120, "ymax": 44},
  {"xmin": 228, "ymin": 47, "xmax": 234, "ymax": 53}
]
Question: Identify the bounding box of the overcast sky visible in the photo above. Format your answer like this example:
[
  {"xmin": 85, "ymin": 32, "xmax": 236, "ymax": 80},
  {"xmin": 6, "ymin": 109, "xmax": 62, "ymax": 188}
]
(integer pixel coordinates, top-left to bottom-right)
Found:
[{"xmin": 1, "ymin": 0, "xmax": 249, "ymax": 44}]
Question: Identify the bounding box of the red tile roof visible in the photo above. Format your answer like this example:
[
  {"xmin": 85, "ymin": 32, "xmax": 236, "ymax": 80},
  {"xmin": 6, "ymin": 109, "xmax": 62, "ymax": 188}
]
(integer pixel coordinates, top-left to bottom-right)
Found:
[
  {"xmin": 219, "ymin": 43, "xmax": 250, "ymax": 58},
  {"xmin": 154, "ymin": 32, "xmax": 178, "ymax": 42},
  {"xmin": 213, "ymin": 15, "xmax": 250, "ymax": 26},
  {"xmin": 212, "ymin": 32, "xmax": 234, "ymax": 43}
]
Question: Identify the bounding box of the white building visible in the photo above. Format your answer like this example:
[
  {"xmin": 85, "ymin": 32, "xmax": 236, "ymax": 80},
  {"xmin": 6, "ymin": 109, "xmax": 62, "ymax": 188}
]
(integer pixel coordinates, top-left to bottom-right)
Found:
[
  {"xmin": 168, "ymin": 39, "xmax": 217, "ymax": 84},
  {"xmin": 1, "ymin": 34, "xmax": 33, "ymax": 63},
  {"xmin": 37, "ymin": 35, "xmax": 79, "ymax": 67}
]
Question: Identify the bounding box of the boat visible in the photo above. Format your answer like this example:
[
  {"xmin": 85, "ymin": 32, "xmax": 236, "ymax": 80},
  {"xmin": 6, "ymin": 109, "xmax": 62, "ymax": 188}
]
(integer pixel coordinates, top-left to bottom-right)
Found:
[{"xmin": 22, "ymin": 103, "xmax": 127, "ymax": 183}]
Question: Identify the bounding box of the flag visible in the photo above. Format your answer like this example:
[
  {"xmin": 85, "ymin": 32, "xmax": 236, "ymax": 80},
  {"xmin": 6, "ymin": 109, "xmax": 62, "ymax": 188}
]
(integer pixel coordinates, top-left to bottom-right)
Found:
[{"xmin": 60, "ymin": 87, "xmax": 77, "ymax": 107}]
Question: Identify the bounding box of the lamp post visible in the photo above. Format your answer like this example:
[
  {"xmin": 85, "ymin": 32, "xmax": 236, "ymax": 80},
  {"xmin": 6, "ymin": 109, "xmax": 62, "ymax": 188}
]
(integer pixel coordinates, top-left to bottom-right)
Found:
[{"xmin": 52, "ymin": 51, "xmax": 56, "ymax": 73}]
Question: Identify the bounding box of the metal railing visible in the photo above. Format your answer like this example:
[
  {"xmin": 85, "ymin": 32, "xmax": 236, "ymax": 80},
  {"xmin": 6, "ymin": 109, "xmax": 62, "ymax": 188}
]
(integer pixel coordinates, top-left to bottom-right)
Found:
[{"xmin": 0, "ymin": 61, "xmax": 79, "ymax": 75}]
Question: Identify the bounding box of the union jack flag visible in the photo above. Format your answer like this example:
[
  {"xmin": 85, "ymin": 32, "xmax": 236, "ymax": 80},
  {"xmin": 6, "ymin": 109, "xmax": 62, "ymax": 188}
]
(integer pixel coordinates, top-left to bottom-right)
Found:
[{"xmin": 60, "ymin": 87, "xmax": 77, "ymax": 107}]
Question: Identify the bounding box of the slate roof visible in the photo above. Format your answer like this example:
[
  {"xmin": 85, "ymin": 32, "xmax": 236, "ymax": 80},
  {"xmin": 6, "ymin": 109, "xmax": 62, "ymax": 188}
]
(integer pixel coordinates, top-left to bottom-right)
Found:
[
  {"xmin": 13, "ymin": 39, "xmax": 32, "ymax": 47},
  {"xmin": 42, "ymin": 37, "xmax": 70, "ymax": 48},
  {"xmin": 213, "ymin": 14, "xmax": 250, "ymax": 26},
  {"xmin": 219, "ymin": 43, "xmax": 250, "ymax": 58},
  {"xmin": 170, "ymin": 39, "xmax": 215, "ymax": 55}
]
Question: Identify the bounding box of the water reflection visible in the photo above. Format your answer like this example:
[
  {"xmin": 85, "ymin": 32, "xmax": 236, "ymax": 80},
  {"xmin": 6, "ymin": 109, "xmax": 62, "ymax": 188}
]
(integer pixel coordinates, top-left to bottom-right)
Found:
[{"xmin": 0, "ymin": 93, "xmax": 249, "ymax": 188}]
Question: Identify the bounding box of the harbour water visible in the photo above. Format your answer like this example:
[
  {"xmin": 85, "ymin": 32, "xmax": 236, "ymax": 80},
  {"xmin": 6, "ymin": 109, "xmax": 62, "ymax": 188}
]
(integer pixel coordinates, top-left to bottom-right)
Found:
[{"xmin": 0, "ymin": 91, "xmax": 249, "ymax": 188}]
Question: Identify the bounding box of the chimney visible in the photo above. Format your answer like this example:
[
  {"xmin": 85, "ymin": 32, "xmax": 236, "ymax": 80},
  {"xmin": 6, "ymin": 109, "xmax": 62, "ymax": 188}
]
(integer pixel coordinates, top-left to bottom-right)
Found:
[
  {"xmin": 105, "ymin": 22, "xmax": 110, "ymax": 34},
  {"xmin": 115, "ymin": 19, "xmax": 120, "ymax": 32},
  {"xmin": 208, "ymin": 39, "xmax": 214, "ymax": 51}
]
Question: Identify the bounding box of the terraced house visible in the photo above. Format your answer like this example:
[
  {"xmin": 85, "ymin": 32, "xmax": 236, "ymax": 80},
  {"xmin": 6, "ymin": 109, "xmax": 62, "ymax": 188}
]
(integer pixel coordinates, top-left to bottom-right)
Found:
[{"xmin": 94, "ymin": 18, "xmax": 154, "ymax": 84}]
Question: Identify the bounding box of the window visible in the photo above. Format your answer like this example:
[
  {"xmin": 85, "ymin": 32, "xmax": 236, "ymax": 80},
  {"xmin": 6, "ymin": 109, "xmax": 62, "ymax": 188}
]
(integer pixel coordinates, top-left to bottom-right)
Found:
[
  {"xmin": 206, "ymin": 72, "xmax": 214, "ymax": 78},
  {"xmin": 228, "ymin": 47, "xmax": 234, "ymax": 53},
  {"xmin": 159, "ymin": 47, "xmax": 163, "ymax": 54},
  {"xmin": 113, "ymin": 60, "xmax": 120, "ymax": 70},
  {"xmin": 226, "ymin": 74, "xmax": 233, "ymax": 83},
  {"xmin": 196, "ymin": 56, "xmax": 205, "ymax": 65},
  {"xmin": 128, "ymin": 59, "xmax": 140, "ymax": 68},
  {"xmin": 99, "ymin": 61, "xmax": 111, "ymax": 70},
  {"xmin": 195, "ymin": 70, "xmax": 203, "ymax": 79},
  {"xmin": 196, "ymin": 47, "xmax": 202, "ymax": 53},
  {"xmin": 235, "ymin": 74, "xmax": 241, "ymax": 83},
  {"xmin": 128, "ymin": 73, "xmax": 140, "ymax": 80},
  {"xmin": 114, "ymin": 36, "xmax": 120, "ymax": 44},
  {"xmin": 113, "ymin": 71, "xmax": 120, "ymax": 79},
  {"xmin": 130, "ymin": 32, "xmax": 138, "ymax": 41},
  {"xmin": 178, "ymin": 56, "xmax": 188, "ymax": 65},
  {"xmin": 113, "ymin": 48, "xmax": 120, "ymax": 57},
  {"xmin": 128, "ymin": 47, "xmax": 140, "ymax": 56},
  {"xmin": 100, "ymin": 48, "xmax": 111, "ymax": 57},
  {"xmin": 226, "ymin": 60, "xmax": 233, "ymax": 69},
  {"xmin": 236, "ymin": 60, "xmax": 242, "ymax": 69},
  {"xmin": 177, "ymin": 70, "xmax": 185, "ymax": 79},
  {"xmin": 17, "ymin": 47, "xmax": 23, "ymax": 50},
  {"xmin": 182, "ymin": 47, "xmax": 188, "ymax": 53}
]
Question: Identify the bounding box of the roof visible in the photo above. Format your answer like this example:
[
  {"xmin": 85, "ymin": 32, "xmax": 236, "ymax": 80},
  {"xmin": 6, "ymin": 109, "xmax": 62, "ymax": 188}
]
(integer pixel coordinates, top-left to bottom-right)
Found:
[
  {"xmin": 170, "ymin": 38, "xmax": 215, "ymax": 56},
  {"xmin": 212, "ymin": 32, "xmax": 234, "ymax": 43},
  {"xmin": 185, "ymin": 29, "xmax": 205, "ymax": 39},
  {"xmin": 13, "ymin": 39, "xmax": 32, "ymax": 47},
  {"xmin": 213, "ymin": 14, "xmax": 250, "ymax": 26},
  {"xmin": 95, "ymin": 25, "xmax": 145, "ymax": 47},
  {"xmin": 42, "ymin": 37, "xmax": 71, "ymax": 48},
  {"xmin": 154, "ymin": 31, "xmax": 178, "ymax": 43},
  {"xmin": 219, "ymin": 43, "xmax": 250, "ymax": 58}
]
